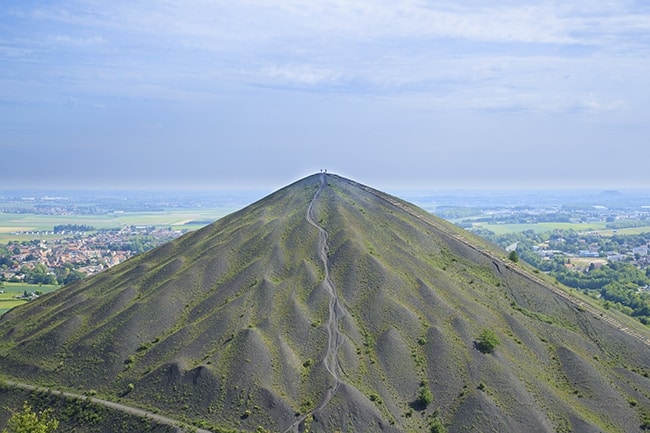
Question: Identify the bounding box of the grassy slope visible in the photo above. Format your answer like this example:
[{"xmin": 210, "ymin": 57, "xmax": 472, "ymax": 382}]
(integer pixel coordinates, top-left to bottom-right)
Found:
[{"xmin": 0, "ymin": 174, "xmax": 649, "ymax": 433}]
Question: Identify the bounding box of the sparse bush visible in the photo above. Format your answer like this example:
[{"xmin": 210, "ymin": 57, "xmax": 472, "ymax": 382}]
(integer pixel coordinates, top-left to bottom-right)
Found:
[
  {"xmin": 429, "ymin": 416, "xmax": 446, "ymax": 433},
  {"xmin": 2, "ymin": 401, "xmax": 59, "ymax": 433},
  {"xmin": 416, "ymin": 380, "xmax": 433, "ymax": 408},
  {"xmin": 642, "ymin": 414, "xmax": 650, "ymax": 430},
  {"xmin": 476, "ymin": 329, "xmax": 500, "ymax": 354},
  {"xmin": 299, "ymin": 398, "xmax": 313, "ymax": 414}
]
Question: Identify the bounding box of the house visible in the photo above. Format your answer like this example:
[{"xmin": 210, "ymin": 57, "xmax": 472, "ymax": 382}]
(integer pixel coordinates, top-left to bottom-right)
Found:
[{"xmin": 607, "ymin": 254, "xmax": 627, "ymax": 262}]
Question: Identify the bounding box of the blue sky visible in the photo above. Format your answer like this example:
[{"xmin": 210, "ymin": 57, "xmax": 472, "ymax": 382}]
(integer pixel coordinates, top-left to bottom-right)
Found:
[{"xmin": 2, "ymin": 1, "xmax": 649, "ymax": 191}]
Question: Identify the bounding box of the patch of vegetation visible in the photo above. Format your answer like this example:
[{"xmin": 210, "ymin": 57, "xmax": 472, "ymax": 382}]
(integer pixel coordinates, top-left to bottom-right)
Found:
[
  {"xmin": 475, "ymin": 329, "xmax": 500, "ymax": 354},
  {"xmin": 428, "ymin": 415, "xmax": 447, "ymax": 433},
  {"xmin": 299, "ymin": 398, "xmax": 314, "ymax": 414},
  {"xmin": 415, "ymin": 380, "xmax": 433, "ymax": 409},
  {"xmin": 2, "ymin": 401, "xmax": 59, "ymax": 433},
  {"xmin": 369, "ymin": 393, "xmax": 382, "ymax": 404}
]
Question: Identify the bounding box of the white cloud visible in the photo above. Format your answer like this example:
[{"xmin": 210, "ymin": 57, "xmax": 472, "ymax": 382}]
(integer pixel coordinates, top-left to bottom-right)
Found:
[
  {"xmin": 3, "ymin": 0, "xmax": 650, "ymax": 113},
  {"xmin": 48, "ymin": 35, "xmax": 105, "ymax": 46},
  {"xmin": 261, "ymin": 64, "xmax": 342, "ymax": 86},
  {"xmin": 0, "ymin": 45, "xmax": 34, "ymax": 59}
]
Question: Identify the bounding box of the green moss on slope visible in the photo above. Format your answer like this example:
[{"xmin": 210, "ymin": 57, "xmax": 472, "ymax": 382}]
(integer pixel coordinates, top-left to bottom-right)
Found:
[{"xmin": 1, "ymin": 173, "xmax": 649, "ymax": 433}]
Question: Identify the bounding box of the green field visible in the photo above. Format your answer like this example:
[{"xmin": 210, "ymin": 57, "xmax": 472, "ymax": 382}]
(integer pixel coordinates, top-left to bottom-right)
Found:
[
  {"xmin": 0, "ymin": 282, "xmax": 60, "ymax": 316},
  {"xmin": 472, "ymin": 221, "xmax": 608, "ymax": 235},
  {"xmin": 595, "ymin": 226, "xmax": 650, "ymax": 236},
  {"xmin": 0, "ymin": 206, "xmax": 238, "ymax": 314},
  {"xmin": 0, "ymin": 207, "xmax": 234, "ymax": 243}
]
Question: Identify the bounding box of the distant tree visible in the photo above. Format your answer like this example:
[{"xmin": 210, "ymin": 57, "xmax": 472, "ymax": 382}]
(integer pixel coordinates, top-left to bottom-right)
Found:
[
  {"xmin": 2, "ymin": 402, "xmax": 59, "ymax": 433},
  {"xmin": 62, "ymin": 270, "xmax": 85, "ymax": 285},
  {"xmin": 53, "ymin": 224, "xmax": 95, "ymax": 233},
  {"xmin": 508, "ymin": 250, "xmax": 519, "ymax": 263},
  {"xmin": 476, "ymin": 329, "xmax": 500, "ymax": 354}
]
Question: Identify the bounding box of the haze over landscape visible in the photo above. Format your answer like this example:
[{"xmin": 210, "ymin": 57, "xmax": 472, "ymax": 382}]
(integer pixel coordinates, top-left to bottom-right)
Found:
[
  {"xmin": 4, "ymin": 2, "xmax": 650, "ymax": 433},
  {"xmin": 2, "ymin": 173, "xmax": 649, "ymax": 433},
  {"xmin": 2, "ymin": 1, "xmax": 650, "ymax": 190}
]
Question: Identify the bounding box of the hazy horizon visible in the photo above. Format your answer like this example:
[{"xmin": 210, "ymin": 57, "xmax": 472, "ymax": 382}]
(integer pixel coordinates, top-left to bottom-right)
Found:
[{"xmin": 2, "ymin": 1, "xmax": 649, "ymax": 191}]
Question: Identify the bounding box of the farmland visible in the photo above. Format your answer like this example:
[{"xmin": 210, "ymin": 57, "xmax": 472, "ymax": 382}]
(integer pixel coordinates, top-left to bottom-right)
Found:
[
  {"xmin": 2, "ymin": 187, "xmax": 650, "ymax": 320},
  {"xmin": 470, "ymin": 221, "xmax": 608, "ymax": 235},
  {"xmin": 0, "ymin": 189, "xmax": 267, "ymax": 316},
  {"xmin": 0, "ymin": 282, "xmax": 58, "ymax": 315},
  {"xmin": 0, "ymin": 208, "xmax": 239, "ymax": 243}
]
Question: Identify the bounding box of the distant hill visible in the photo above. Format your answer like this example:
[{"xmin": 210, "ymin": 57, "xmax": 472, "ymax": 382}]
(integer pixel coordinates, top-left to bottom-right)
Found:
[
  {"xmin": 599, "ymin": 190, "xmax": 624, "ymax": 197},
  {"xmin": 1, "ymin": 173, "xmax": 649, "ymax": 433}
]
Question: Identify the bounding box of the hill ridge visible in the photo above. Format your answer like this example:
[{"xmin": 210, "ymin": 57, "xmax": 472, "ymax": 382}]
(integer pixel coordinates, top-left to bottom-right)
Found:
[
  {"xmin": 1, "ymin": 172, "xmax": 649, "ymax": 433},
  {"xmin": 338, "ymin": 174, "xmax": 650, "ymax": 347}
]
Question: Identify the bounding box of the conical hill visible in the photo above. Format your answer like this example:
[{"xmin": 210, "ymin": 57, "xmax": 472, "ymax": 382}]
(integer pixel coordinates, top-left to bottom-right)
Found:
[{"xmin": 1, "ymin": 173, "xmax": 649, "ymax": 433}]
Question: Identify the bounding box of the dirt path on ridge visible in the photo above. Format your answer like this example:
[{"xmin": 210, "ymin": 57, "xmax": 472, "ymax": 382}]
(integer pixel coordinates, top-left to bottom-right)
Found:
[
  {"xmin": 3, "ymin": 380, "xmax": 211, "ymax": 433},
  {"xmin": 284, "ymin": 173, "xmax": 346, "ymax": 432}
]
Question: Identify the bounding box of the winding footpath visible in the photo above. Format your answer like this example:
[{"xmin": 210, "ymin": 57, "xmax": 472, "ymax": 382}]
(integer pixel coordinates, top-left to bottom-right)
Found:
[
  {"xmin": 4, "ymin": 173, "xmax": 345, "ymax": 433},
  {"xmin": 284, "ymin": 173, "xmax": 346, "ymax": 433},
  {"xmin": 342, "ymin": 176, "xmax": 650, "ymax": 348}
]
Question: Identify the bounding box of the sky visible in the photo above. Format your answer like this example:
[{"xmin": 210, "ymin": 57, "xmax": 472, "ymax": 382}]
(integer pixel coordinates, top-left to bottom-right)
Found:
[{"xmin": 2, "ymin": 1, "xmax": 650, "ymax": 192}]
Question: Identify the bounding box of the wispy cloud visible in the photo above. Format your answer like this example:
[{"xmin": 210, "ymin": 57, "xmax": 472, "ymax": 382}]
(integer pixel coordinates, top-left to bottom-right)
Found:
[
  {"xmin": 2, "ymin": 0, "xmax": 649, "ymax": 113},
  {"xmin": 260, "ymin": 64, "xmax": 342, "ymax": 86},
  {"xmin": 48, "ymin": 35, "xmax": 105, "ymax": 46},
  {"xmin": 1, "ymin": 0, "xmax": 649, "ymax": 188}
]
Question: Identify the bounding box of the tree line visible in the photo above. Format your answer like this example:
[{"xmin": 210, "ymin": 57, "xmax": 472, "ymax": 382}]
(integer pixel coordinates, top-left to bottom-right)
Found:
[
  {"xmin": 480, "ymin": 228, "xmax": 650, "ymax": 325},
  {"xmin": 53, "ymin": 224, "xmax": 95, "ymax": 233}
]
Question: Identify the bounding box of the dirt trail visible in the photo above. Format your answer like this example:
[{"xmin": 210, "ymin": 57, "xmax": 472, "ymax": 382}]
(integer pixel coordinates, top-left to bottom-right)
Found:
[
  {"xmin": 284, "ymin": 173, "xmax": 346, "ymax": 432},
  {"xmin": 3, "ymin": 380, "xmax": 211, "ymax": 433}
]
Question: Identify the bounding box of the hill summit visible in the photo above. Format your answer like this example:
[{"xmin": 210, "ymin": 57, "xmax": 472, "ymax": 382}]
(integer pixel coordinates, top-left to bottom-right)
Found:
[{"xmin": 1, "ymin": 173, "xmax": 649, "ymax": 433}]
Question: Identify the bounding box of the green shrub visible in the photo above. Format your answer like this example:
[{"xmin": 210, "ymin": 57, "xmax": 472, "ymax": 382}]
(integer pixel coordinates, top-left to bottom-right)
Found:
[
  {"xmin": 416, "ymin": 380, "xmax": 433, "ymax": 407},
  {"xmin": 476, "ymin": 329, "xmax": 500, "ymax": 354},
  {"xmin": 3, "ymin": 402, "xmax": 59, "ymax": 433},
  {"xmin": 429, "ymin": 416, "xmax": 446, "ymax": 433}
]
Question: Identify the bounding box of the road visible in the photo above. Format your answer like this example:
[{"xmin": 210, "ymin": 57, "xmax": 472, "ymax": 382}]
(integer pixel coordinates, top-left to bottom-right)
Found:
[{"xmin": 284, "ymin": 173, "xmax": 347, "ymax": 433}]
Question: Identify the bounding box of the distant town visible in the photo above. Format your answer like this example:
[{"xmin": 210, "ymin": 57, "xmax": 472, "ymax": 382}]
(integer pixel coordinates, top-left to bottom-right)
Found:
[
  {"xmin": 0, "ymin": 188, "xmax": 262, "ymax": 286},
  {"xmin": 1, "ymin": 187, "xmax": 650, "ymax": 324},
  {"xmin": 0, "ymin": 225, "xmax": 186, "ymax": 285}
]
